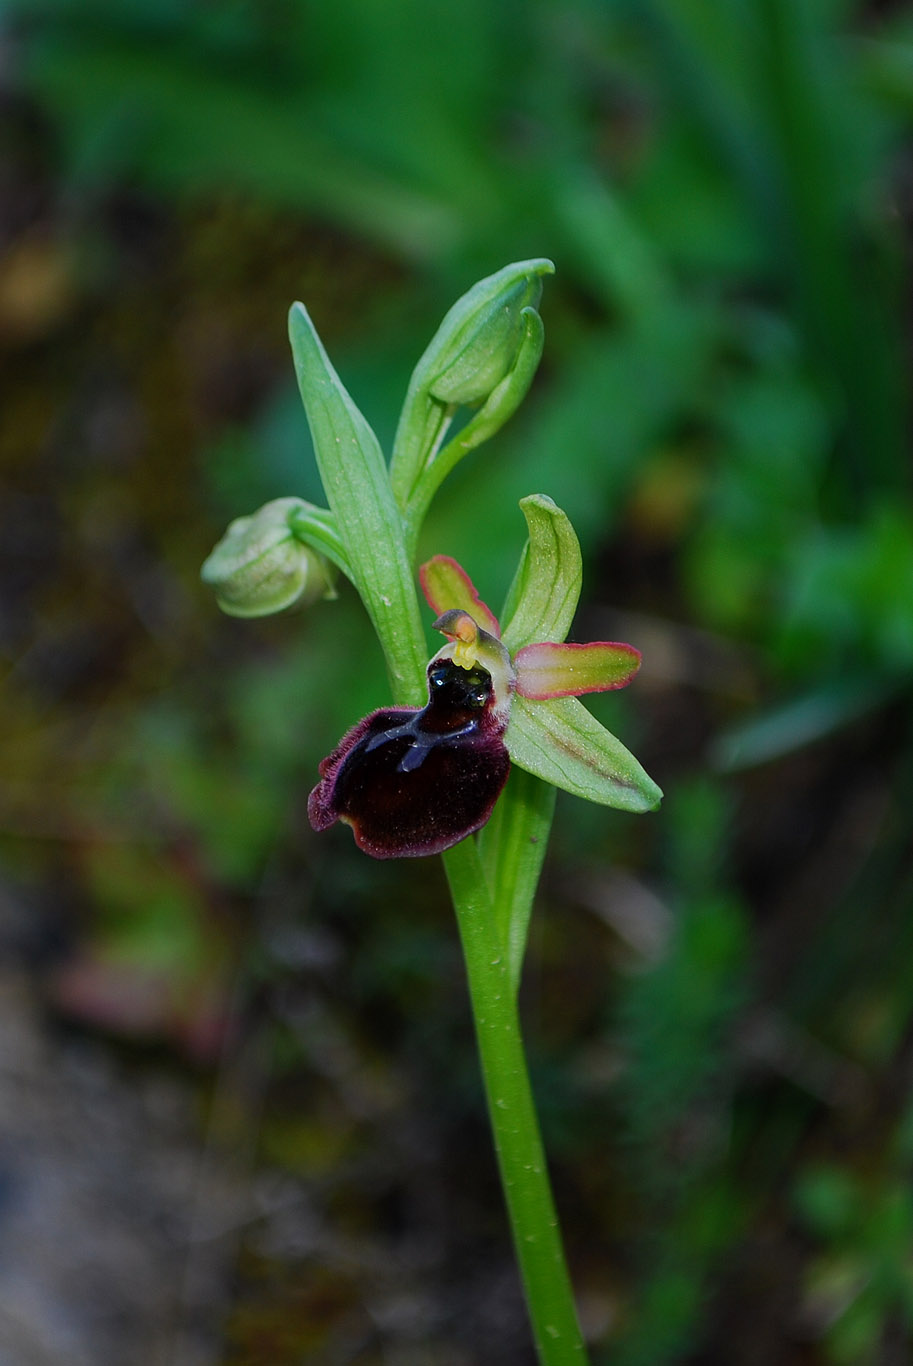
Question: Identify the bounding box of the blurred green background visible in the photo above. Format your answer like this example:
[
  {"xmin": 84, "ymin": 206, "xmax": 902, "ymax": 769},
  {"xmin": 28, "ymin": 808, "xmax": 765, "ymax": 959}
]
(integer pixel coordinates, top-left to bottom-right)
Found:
[{"xmin": 2, "ymin": 1, "xmax": 913, "ymax": 1363}]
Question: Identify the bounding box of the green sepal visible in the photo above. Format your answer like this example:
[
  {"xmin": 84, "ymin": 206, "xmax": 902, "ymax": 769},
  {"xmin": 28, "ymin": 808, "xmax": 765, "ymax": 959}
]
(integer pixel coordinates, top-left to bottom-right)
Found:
[
  {"xmin": 390, "ymin": 260, "xmax": 554, "ymax": 512},
  {"xmin": 478, "ymin": 767, "xmax": 556, "ymax": 996},
  {"xmin": 288, "ymin": 303, "xmax": 426, "ymax": 705},
  {"xmin": 505, "ymin": 694, "xmax": 663, "ymax": 813},
  {"xmin": 501, "ymin": 495, "xmax": 583, "ymax": 653},
  {"xmin": 200, "ymin": 496, "xmax": 333, "ymax": 618}
]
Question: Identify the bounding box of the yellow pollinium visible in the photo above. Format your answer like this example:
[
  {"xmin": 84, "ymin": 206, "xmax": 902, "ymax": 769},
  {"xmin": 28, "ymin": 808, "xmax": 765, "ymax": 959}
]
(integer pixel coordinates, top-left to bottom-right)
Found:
[{"xmin": 449, "ymin": 612, "xmax": 480, "ymax": 669}]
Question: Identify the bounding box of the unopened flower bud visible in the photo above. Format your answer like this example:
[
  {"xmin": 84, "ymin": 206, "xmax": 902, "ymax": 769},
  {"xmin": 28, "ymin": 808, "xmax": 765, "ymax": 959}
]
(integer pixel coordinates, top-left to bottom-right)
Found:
[
  {"xmin": 201, "ymin": 497, "xmax": 331, "ymax": 618},
  {"xmin": 424, "ymin": 258, "xmax": 554, "ymax": 407}
]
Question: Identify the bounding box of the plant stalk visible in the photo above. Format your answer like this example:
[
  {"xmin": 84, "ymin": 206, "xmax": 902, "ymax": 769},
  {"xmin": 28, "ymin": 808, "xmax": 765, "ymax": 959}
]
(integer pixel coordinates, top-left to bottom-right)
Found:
[
  {"xmin": 370, "ymin": 467, "xmax": 586, "ymax": 1363},
  {"xmin": 443, "ymin": 838, "xmax": 588, "ymax": 1365}
]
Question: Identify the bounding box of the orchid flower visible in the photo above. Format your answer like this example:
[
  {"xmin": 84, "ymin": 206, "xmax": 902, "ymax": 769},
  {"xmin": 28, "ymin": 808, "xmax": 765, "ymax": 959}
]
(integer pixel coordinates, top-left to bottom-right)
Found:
[{"xmin": 309, "ymin": 496, "xmax": 660, "ymax": 858}]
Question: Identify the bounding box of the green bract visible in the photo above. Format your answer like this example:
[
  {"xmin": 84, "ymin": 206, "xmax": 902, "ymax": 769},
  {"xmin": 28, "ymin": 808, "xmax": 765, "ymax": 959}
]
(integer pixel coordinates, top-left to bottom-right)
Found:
[{"xmin": 288, "ymin": 301, "xmax": 428, "ymax": 706}]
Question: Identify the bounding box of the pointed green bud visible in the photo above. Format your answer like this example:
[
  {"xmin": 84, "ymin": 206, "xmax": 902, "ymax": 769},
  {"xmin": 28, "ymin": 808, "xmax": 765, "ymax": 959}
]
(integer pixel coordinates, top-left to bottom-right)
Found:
[
  {"xmin": 426, "ymin": 259, "xmax": 554, "ymax": 406},
  {"xmin": 201, "ymin": 497, "xmax": 332, "ymax": 618},
  {"xmin": 390, "ymin": 259, "xmax": 554, "ymax": 517},
  {"xmin": 402, "ymin": 309, "xmax": 546, "ymax": 536}
]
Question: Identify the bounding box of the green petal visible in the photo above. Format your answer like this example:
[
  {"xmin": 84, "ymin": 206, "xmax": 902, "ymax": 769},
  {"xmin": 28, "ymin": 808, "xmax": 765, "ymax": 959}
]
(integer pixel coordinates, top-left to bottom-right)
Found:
[
  {"xmin": 501, "ymin": 495, "xmax": 583, "ymax": 653},
  {"xmin": 514, "ymin": 641, "xmax": 641, "ymax": 698},
  {"xmin": 505, "ymin": 694, "xmax": 662, "ymax": 813},
  {"xmin": 288, "ymin": 303, "xmax": 426, "ymax": 705}
]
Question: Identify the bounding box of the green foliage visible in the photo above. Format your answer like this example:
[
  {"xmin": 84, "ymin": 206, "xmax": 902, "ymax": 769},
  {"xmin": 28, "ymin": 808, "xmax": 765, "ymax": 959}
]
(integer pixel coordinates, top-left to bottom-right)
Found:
[
  {"xmin": 795, "ymin": 1162, "xmax": 913, "ymax": 1365},
  {"xmin": 611, "ymin": 782, "xmax": 750, "ymax": 1364}
]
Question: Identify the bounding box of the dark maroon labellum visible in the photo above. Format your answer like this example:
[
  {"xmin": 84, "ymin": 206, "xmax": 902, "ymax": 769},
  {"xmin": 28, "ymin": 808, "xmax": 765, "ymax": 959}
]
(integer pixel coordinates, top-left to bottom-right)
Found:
[{"xmin": 308, "ymin": 660, "xmax": 511, "ymax": 858}]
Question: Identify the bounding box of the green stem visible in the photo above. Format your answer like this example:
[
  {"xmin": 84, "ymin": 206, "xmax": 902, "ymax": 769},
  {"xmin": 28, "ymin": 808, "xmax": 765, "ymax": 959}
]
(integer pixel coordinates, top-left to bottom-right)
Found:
[
  {"xmin": 360, "ymin": 539, "xmax": 586, "ymax": 1360},
  {"xmin": 442, "ymin": 838, "xmax": 588, "ymax": 1365},
  {"xmin": 379, "ymin": 592, "xmax": 586, "ymax": 1362}
]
